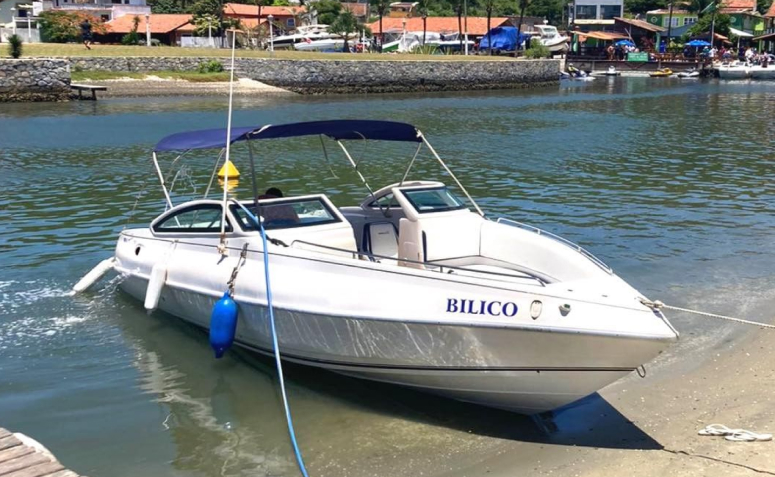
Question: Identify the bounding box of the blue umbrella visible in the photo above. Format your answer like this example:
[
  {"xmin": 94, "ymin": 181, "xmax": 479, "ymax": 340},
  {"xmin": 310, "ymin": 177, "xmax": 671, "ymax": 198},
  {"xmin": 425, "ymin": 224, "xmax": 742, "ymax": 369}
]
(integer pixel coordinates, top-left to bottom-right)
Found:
[
  {"xmin": 687, "ymin": 39, "xmax": 711, "ymax": 47},
  {"xmin": 615, "ymin": 39, "xmax": 635, "ymax": 46}
]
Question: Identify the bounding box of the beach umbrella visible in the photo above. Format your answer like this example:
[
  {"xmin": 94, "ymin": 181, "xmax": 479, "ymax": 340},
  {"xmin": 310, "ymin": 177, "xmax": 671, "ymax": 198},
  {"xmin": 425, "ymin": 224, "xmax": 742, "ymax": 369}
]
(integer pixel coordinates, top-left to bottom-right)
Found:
[
  {"xmin": 615, "ymin": 39, "xmax": 635, "ymax": 47},
  {"xmin": 686, "ymin": 39, "xmax": 711, "ymax": 47}
]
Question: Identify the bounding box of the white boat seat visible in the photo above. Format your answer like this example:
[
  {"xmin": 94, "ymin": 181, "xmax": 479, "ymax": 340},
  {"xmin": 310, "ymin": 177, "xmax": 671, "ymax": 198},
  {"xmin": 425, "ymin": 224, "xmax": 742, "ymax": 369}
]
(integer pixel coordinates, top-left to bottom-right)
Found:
[{"xmin": 366, "ymin": 222, "xmax": 399, "ymax": 260}]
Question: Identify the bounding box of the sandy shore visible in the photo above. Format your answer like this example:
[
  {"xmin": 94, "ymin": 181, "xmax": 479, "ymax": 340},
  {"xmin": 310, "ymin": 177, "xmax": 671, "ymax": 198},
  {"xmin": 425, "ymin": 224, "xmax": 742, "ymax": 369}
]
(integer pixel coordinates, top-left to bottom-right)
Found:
[
  {"xmin": 469, "ymin": 300, "xmax": 775, "ymax": 477},
  {"xmin": 76, "ymin": 77, "xmax": 295, "ymax": 98}
]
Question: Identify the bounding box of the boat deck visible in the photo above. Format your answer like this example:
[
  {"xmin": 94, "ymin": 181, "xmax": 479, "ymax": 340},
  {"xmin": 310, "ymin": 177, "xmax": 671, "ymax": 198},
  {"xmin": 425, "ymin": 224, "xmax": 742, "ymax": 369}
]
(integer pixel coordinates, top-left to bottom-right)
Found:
[{"xmin": 0, "ymin": 428, "xmax": 81, "ymax": 477}]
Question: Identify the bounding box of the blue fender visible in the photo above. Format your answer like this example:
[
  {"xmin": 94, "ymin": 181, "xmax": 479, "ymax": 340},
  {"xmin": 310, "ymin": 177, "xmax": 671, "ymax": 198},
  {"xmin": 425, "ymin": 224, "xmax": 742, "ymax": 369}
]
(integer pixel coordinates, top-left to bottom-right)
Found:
[{"xmin": 209, "ymin": 292, "xmax": 239, "ymax": 359}]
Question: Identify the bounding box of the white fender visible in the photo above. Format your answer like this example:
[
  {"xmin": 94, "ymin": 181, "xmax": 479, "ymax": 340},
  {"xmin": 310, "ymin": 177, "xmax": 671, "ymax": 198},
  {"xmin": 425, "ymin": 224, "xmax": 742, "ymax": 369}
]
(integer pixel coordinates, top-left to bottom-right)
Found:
[
  {"xmin": 144, "ymin": 263, "xmax": 168, "ymax": 312},
  {"xmin": 72, "ymin": 258, "xmax": 115, "ymax": 294}
]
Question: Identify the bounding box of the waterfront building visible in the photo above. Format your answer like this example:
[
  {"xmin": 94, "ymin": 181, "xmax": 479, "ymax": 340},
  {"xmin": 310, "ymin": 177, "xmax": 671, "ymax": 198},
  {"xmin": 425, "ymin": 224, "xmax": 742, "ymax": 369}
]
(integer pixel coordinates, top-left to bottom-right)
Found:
[
  {"xmin": 366, "ymin": 16, "xmax": 511, "ymax": 41},
  {"xmin": 104, "ymin": 13, "xmax": 192, "ymax": 45},
  {"xmin": 571, "ymin": 0, "xmax": 624, "ymax": 30}
]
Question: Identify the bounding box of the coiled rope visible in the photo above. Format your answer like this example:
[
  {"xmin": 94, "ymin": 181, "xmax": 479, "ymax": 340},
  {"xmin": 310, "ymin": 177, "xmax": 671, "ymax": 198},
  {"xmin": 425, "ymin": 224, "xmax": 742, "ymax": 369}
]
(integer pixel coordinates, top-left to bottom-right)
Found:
[{"xmin": 641, "ymin": 299, "xmax": 775, "ymax": 330}]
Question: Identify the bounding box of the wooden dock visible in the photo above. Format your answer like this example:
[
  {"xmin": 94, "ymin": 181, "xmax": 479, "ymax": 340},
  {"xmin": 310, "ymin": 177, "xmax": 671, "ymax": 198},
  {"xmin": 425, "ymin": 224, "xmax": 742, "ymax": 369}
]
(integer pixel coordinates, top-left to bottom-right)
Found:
[
  {"xmin": 70, "ymin": 84, "xmax": 107, "ymax": 101},
  {"xmin": 0, "ymin": 428, "xmax": 81, "ymax": 477}
]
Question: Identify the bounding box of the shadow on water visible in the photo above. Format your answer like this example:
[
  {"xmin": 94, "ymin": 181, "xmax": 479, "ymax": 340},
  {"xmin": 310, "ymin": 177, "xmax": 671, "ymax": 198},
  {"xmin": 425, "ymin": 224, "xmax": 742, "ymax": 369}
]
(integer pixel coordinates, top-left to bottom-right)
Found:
[{"xmin": 115, "ymin": 291, "xmax": 661, "ymax": 459}]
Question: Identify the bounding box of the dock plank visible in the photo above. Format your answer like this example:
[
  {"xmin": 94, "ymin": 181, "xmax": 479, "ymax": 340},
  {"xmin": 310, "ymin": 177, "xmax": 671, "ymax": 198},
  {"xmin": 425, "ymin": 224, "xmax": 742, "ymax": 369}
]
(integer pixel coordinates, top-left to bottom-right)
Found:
[
  {"xmin": 0, "ymin": 447, "xmax": 35, "ymax": 465},
  {"xmin": 2, "ymin": 461, "xmax": 63, "ymax": 477},
  {"xmin": 0, "ymin": 430, "xmax": 80, "ymax": 477},
  {"xmin": 47, "ymin": 471, "xmax": 79, "ymax": 477},
  {"xmin": 0, "ymin": 438, "xmax": 21, "ymax": 453},
  {"xmin": 0, "ymin": 453, "xmax": 49, "ymax": 475}
]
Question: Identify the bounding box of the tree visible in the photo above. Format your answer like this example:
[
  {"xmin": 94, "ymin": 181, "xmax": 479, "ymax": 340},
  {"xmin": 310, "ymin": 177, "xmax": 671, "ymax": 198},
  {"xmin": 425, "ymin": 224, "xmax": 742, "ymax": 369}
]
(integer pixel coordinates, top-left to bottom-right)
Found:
[
  {"xmin": 315, "ymin": 0, "xmax": 342, "ymax": 25},
  {"xmin": 756, "ymin": 0, "xmax": 770, "ymax": 14},
  {"xmin": 370, "ymin": 0, "xmax": 390, "ymax": 50},
  {"xmin": 516, "ymin": 0, "xmax": 529, "ymax": 52},
  {"xmin": 624, "ymin": 0, "xmax": 666, "ymax": 15},
  {"xmin": 453, "ymin": 0, "xmax": 464, "ymax": 50},
  {"xmin": 526, "ymin": 0, "xmax": 565, "ymax": 25},
  {"xmin": 482, "ymin": 0, "xmax": 496, "ymax": 54},
  {"xmin": 689, "ymin": 12, "xmax": 730, "ymax": 37},
  {"xmin": 38, "ymin": 11, "xmax": 107, "ymax": 43},
  {"xmin": 121, "ymin": 15, "xmax": 141, "ymax": 44},
  {"xmin": 148, "ymin": 0, "xmax": 185, "ymax": 14},
  {"xmin": 192, "ymin": 0, "xmax": 225, "ymax": 44},
  {"xmin": 330, "ymin": 10, "xmax": 358, "ymax": 52},
  {"xmin": 417, "ymin": 0, "xmax": 429, "ymax": 44}
]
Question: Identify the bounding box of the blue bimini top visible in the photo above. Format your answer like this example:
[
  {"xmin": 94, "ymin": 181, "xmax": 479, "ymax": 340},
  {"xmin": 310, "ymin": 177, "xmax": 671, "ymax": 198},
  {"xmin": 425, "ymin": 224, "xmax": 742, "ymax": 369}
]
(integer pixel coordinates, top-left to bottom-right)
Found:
[{"xmin": 153, "ymin": 120, "xmax": 423, "ymax": 152}]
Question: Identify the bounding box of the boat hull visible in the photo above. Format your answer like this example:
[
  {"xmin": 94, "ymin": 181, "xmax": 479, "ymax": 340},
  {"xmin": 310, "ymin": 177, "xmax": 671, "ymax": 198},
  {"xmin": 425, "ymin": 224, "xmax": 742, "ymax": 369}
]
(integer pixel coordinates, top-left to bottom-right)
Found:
[{"xmin": 119, "ymin": 272, "xmax": 673, "ymax": 414}]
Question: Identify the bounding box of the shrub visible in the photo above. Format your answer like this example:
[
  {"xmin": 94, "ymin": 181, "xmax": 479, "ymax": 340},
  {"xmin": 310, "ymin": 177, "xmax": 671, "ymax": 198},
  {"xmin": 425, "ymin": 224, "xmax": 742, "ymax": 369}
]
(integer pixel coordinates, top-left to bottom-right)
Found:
[
  {"xmin": 121, "ymin": 15, "xmax": 141, "ymax": 45},
  {"xmin": 39, "ymin": 11, "xmax": 106, "ymax": 43},
  {"xmin": 8, "ymin": 34, "xmax": 22, "ymax": 59},
  {"xmin": 121, "ymin": 31, "xmax": 140, "ymax": 45},
  {"xmin": 524, "ymin": 38, "xmax": 550, "ymax": 59},
  {"xmin": 198, "ymin": 59, "xmax": 224, "ymax": 73}
]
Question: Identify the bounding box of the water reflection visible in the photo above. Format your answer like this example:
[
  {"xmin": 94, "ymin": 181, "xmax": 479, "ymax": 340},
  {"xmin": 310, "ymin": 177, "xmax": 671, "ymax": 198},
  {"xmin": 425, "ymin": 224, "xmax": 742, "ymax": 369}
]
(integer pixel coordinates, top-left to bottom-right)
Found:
[{"xmin": 1, "ymin": 78, "xmax": 774, "ymax": 477}]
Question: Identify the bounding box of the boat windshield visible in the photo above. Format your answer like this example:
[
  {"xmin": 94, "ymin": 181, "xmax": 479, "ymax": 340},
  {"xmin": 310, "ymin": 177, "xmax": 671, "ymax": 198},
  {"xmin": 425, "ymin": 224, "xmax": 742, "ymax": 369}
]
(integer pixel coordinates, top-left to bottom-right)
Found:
[
  {"xmin": 400, "ymin": 187, "xmax": 467, "ymax": 214},
  {"xmin": 230, "ymin": 198, "xmax": 340, "ymax": 231}
]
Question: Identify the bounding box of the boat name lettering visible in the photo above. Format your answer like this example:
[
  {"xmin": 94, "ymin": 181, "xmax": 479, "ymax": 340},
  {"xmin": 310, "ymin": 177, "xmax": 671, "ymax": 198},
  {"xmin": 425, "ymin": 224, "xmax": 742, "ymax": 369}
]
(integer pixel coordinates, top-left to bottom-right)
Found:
[{"xmin": 446, "ymin": 299, "xmax": 518, "ymax": 317}]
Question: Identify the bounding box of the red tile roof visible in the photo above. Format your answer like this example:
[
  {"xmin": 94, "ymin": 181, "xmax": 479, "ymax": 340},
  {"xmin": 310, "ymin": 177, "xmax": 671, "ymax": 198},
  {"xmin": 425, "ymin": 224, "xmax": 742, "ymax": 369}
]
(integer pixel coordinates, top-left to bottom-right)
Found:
[
  {"xmin": 366, "ymin": 16, "xmax": 510, "ymax": 36},
  {"xmin": 719, "ymin": 0, "xmax": 756, "ymax": 12},
  {"xmin": 766, "ymin": 0, "xmax": 775, "ymax": 16},
  {"xmin": 223, "ymin": 3, "xmax": 303, "ymax": 18},
  {"xmin": 107, "ymin": 14, "xmax": 192, "ymax": 34}
]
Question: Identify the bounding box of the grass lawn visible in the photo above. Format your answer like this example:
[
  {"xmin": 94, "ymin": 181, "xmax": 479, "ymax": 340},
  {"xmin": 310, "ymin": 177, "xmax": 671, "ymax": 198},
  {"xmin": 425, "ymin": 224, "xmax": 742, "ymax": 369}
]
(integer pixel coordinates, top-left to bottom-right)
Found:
[
  {"xmin": 71, "ymin": 70, "xmax": 231, "ymax": 82},
  {"xmin": 6, "ymin": 43, "xmax": 519, "ymax": 61}
]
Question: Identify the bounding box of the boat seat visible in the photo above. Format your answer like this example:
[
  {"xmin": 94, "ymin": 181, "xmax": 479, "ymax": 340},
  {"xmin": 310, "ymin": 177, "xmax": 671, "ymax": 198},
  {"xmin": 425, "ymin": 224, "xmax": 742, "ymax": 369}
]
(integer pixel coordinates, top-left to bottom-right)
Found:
[{"xmin": 365, "ymin": 222, "xmax": 398, "ymax": 261}]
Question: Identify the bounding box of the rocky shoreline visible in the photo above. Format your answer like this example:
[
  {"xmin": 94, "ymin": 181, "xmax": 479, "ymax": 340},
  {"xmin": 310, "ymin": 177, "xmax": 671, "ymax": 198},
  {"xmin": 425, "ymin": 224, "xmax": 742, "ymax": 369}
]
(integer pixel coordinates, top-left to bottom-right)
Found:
[{"xmin": 1, "ymin": 56, "xmax": 561, "ymax": 100}]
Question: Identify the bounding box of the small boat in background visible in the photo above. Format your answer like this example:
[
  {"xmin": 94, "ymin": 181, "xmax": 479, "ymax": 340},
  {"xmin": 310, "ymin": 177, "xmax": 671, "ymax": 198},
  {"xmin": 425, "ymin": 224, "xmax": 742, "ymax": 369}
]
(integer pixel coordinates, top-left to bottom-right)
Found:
[
  {"xmin": 749, "ymin": 65, "xmax": 775, "ymax": 79},
  {"xmin": 650, "ymin": 68, "xmax": 673, "ymax": 77},
  {"xmin": 677, "ymin": 68, "xmax": 700, "ymax": 78},
  {"xmin": 603, "ymin": 66, "xmax": 620, "ymax": 76}
]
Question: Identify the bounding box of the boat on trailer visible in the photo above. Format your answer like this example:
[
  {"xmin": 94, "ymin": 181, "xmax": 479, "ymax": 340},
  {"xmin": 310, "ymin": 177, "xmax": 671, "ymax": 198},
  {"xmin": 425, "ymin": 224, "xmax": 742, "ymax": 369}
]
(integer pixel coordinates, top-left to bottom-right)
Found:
[{"xmin": 76, "ymin": 120, "xmax": 678, "ymax": 414}]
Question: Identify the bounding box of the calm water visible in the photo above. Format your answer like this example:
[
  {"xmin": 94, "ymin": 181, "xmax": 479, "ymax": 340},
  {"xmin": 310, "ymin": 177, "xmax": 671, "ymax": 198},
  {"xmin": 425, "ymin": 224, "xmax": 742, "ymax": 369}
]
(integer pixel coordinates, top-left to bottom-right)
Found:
[{"xmin": 1, "ymin": 78, "xmax": 774, "ymax": 477}]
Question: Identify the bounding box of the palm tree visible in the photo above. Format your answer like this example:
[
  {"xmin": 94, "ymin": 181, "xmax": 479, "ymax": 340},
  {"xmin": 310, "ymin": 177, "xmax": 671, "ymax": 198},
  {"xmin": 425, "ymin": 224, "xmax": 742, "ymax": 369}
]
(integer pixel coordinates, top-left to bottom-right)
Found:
[
  {"xmin": 516, "ymin": 0, "xmax": 530, "ymax": 53},
  {"xmin": 330, "ymin": 10, "xmax": 358, "ymax": 52},
  {"xmin": 483, "ymin": 0, "xmax": 496, "ymax": 54},
  {"xmin": 454, "ymin": 0, "xmax": 464, "ymax": 50},
  {"xmin": 370, "ymin": 0, "xmax": 390, "ymax": 51},
  {"xmin": 417, "ymin": 0, "xmax": 428, "ymax": 45}
]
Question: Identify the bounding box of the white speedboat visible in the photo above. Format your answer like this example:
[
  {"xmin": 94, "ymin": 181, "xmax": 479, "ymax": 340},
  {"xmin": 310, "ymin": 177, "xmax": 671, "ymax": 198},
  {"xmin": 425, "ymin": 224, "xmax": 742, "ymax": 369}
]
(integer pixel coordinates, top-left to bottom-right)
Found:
[
  {"xmin": 271, "ymin": 24, "xmax": 335, "ymax": 50},
  {"xmin": 293, "ymin": 38, "xmax": 345, "ymax": 52},
  {"xmin": 75, "ymin": 120, "xmax": 678, "ymax": 415},
  {"xmin": 749, "ymin": 65, "xmax": 775, "ymax": 79},
  {"xmin": 716, "ymin": 63, "xmax": 751, "ymax": 79},
  {"xmin": 531, "ymin": 24, "xmax": 569, "ymax": 53}
]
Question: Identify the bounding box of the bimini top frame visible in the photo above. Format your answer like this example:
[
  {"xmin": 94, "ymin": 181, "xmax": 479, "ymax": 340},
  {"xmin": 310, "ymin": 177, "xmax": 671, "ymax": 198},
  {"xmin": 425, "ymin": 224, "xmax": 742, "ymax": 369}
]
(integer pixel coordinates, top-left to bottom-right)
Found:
[{"xmin": 151, "ymin": 119, "xmax": 485, "ymax": 217}]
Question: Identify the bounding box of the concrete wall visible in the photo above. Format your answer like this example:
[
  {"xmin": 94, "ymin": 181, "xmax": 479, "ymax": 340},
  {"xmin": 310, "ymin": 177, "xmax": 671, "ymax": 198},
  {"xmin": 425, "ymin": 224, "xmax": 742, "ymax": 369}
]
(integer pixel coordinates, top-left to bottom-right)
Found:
[
  {"xmin": 0, "ymin": 58, "xmax": 70, "ymax": 101},
  {"xmin": 72, "ymin": 56, "xmax": 560, "ymax": 94}
]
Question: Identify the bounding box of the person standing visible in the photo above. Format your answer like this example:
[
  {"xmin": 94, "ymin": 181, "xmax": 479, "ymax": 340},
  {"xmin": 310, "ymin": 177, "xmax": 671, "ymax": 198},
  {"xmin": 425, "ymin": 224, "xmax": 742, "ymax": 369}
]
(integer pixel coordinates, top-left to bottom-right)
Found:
[{"xmin": 81, "ymin": 18, "xmax": 93, "ymax": 50}]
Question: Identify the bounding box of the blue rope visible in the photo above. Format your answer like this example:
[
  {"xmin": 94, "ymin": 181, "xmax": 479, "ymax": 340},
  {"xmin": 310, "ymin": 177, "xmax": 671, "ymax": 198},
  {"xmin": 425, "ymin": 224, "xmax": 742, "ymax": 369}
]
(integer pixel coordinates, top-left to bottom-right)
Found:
[{"xmin": 247, "ymin": 209, "xmax": 310, "ymax": 477}]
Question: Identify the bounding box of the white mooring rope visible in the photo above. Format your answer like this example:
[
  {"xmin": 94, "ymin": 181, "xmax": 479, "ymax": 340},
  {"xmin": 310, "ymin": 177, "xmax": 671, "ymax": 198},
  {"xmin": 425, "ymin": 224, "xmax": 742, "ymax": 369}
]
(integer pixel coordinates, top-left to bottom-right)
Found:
[{"xmin": 641, "ymin": 299, "xmax": 775, "ymax": 330}]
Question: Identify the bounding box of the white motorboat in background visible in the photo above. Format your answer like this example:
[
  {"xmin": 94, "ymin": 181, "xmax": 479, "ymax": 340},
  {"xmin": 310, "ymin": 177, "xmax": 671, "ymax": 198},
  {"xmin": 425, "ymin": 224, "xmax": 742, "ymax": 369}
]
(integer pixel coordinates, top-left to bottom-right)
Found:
[
  {"xmin": 271, "ymin": 24, "xmax": 336, "ymax": 49},
  {"xmin": 749, "ymin": 65, "xmax": 775, "ymax": 79},
  {"xmin": 603, "ymin": 66, "xmax": 620, "ymax": 76},
  {"xmin": 293, "ymin": 38, "xmax": 345, "ymax": 52},
  {"xmin": 530, "ymin": 24, "xmax": 569, "ymax": 53},
  {"xmin": 74, "ymin": 120, "xmax": 678, "ymax": 415},
  {"xmin": 716, "ymin": 62, "xmax": 751, "ymax": 79}
]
